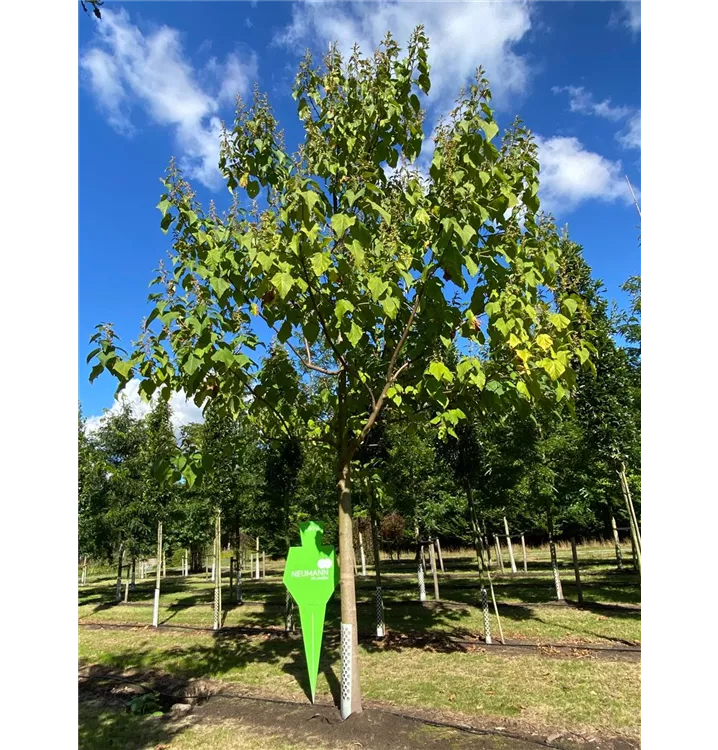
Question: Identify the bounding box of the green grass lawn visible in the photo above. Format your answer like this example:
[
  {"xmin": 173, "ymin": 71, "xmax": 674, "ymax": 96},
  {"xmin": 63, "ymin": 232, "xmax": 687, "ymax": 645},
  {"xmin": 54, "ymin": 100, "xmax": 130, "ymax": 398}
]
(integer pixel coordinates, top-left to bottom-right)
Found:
[{"xmin": 79, "ymin": 544, "xmax": 640, "ymax": 745}]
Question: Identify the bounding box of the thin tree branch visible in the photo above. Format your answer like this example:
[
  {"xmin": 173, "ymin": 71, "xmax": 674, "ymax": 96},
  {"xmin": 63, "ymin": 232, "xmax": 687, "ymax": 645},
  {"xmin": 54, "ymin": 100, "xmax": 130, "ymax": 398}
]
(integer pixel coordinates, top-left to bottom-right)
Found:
[{"xmin": 258, "ymin": 310, "xmax": 341, "ymax": 375}]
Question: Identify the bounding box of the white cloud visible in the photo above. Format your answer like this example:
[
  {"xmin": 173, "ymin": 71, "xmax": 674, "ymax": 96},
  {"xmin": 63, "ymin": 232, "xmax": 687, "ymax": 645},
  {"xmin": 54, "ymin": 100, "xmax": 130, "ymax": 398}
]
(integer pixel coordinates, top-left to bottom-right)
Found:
[
  {"xmin": 86, "ymin": 379, "xmax": 204, "ymax": 437},
  {"xmin": 80, "ymin": 8, "xmax": 257, "ymax": 189},
  {"xmin": 609, "ymin": 0, "xmax": 648, "ymax": 34},
  {"xmin": 616, "ymin": 111, "xmax": 641, "ymax": 150},
  {"xmin": 274, "ymin": 0, "xmax": 534, "ymax": 112},
  {"xmin": 552, "ymin": 85, "xmax": 631, "ymax": 122},
  {"xmin": 535, "ymin": 135, "xmax": 634, "ymax": 214},
  {"xmin": 552, "ymin": 85, "xmax": 640, "ymax": 152}
]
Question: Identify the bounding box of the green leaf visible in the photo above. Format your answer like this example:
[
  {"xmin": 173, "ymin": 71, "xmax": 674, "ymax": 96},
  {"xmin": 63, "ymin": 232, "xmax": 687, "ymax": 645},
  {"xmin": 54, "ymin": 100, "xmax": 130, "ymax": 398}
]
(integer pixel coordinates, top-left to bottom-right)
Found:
[
  {"xmin": 184, "ymin": 353, "xmax": 201, "ymax": 375},
  {"xmin": 303, "ymin": 320, "xmax": 320, "ymax": 344},
  {"xmin": 381, "ymin": 295, "xmax": 400, "ymax": 319},
  {"xmin": 479, "ymin": 119, "xmax": 499, "ymax": 141},
  {"xmin": 456, "ymin": 223, "xmax": 476, "ymax": 246},
  {"xmin": 415, "ymin": 207, "xmax": 430, "ymax": 225},
  {"xmin": 516, "ymin": 380, "xmax": 530, "ymax": 399},
  {"xmin": 310, "ymin": 252, "xmax": 332, "ymax": 277},
  {"xmin": 272, "ymin": 272, "xmax": 294, "ymax": 299},
  {"xmin": 541, "ymin": 358, "xmax": 566, "ymax": 381},
  {"xmin": 427, "ymin": 361, "xmax": 454, "ymax": 383},
  {"xmin": 549, "ymin": 313, "xmax": 571, "ymax": 331},
  {"xmin": 160, "ymin": 212, "xmax": 173, "ymax": 234},
  {"xmin": 277, "ymin": 319, "xmax": 292, "ymax": 343},
  {"xmin": 346, "ymin": 321, "xmax": 362, "ymax": 348},
  {"xmin": 367, "ymin": 200, "xmax": 391, "ymax": 227},
  {"xmin": 246, "ymin": 180, "xmax": 260, "ymax": 199},
  {"xmin": 89, "ymin": 363, "xmax": 104, "ymax": 383},
  {"xmin": 367, "ymin": 276, "xmax": 388, "ymax": 301},
  {"xmin": 335, "ymin": 299, "xmax": 355, "ymax": 321},
  {"xmin": 536, "ymin": 333, "xmax": 553, "ymax": 351},
  {"xmin": 210, "ymin": 276, "xmax": 230, "ymax": 298},
  {"xmin": 331, "ymin": 213, "xmax": 356, "ymax": 236},
  {"xmin": 456, "ymin": 359, "xmax": 474, "ymax": 380},
  {"xmin": 113, "ymin": 360, "xmax": 133, "ymax": 379},
  {"xmin": 211, "ymin": 348, "xmax": 236, "ymax": 368},
  {"xmin": 561, "ymin": 298, "xmax": 578, "ymax": 316}
]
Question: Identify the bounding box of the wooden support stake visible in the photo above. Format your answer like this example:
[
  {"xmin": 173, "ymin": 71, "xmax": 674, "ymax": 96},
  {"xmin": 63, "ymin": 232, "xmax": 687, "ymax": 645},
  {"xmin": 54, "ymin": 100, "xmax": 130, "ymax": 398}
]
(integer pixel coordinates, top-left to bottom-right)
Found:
[
  {"xmin": 503, "ymin": 517, "xmax": 517, "ymax": 574},
  {"xmin": 435, "ymin": 537, "xmax": 445, "ymax": 572},
  {"xmin": 429, "ymin": 539, "xmax": 440, "ymax": 601},
  {"xmin": 520, "ymin": 534, "xmax": 528, "ymax": 573}
]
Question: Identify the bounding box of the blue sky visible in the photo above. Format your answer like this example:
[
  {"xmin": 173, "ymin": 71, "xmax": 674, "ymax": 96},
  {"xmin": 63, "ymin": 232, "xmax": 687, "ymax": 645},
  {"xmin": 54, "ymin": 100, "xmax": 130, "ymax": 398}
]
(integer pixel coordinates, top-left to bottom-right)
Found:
[{"xmin": 79, "ymin": 0, "xmax": 641, "ymax": 428}]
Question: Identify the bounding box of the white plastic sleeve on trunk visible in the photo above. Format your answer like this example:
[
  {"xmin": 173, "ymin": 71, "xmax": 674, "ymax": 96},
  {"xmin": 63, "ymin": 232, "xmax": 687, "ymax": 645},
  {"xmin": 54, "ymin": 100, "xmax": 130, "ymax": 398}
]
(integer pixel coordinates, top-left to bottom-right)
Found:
[
  {"xmin": 417, "ymin": 563, "xmax": 426, "ymax": 601},
  {"xmin": 375, "ymin": 586, "xmax": 385, "ymax": 638},
  {"xmin": 340, "ymin": 623, "xmax": 353, "ymax": 720},
  {"xmin": 481, "ymin": 587, "xmax": 492, "ymax": 645}
]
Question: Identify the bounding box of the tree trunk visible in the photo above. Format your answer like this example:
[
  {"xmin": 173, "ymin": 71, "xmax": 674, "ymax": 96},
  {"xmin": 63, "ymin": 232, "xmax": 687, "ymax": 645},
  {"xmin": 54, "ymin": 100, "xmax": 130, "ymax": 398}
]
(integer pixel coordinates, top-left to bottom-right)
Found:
[
  {"xmin": 81, "ymin": 555, "xmax": 87, "ymax": 586},
  {"xmin": 520, "ymin": 534, "xmax": 528, "ymax": 573},
  {"xmin": 369, "ymin": 486, "xmax": 384, "ymax": 638},
  {"xmin": 338, "ymin": 455, "xmax": 362, "ymax": 717},
  {"xmin": 429, "ymin": 538, "xmax": 440, "ymax": 601},
  {"xmin": 547, "ymin": 508, "xmax": 564, "ymax": 602},
  {"xmin": 503, "ymin": 517, "xmax": 517, "ymax": 574},
  {"xmin": 115, "ymin": 542, "xmax": 125, "ymax": 602},
  {"xmin": 130, "ymin": 558, "xmax": 136, "ymax": 590},
  {"xmin": 162, "ymin": 548, "xmax": 166, "ymax": 578},
  {"xmin": 611, "ymin": 515, "xmax": 624, "ymax": 571},
  {"xmin": 466, "ymin": 480, "xmax": 504, "ymax": 644},
  {"xmin": 213, "ymin": 510, "xmax": 222, "ymax": 630},
  {"xmin": 618, "ymin": 464, "xmax": 641, "ymax": 573},
  {"xmin": 153, "ymin": 522, "xmax": 162, "ymax": 627},
  {"xmin": 570, "ymin": 537, "xmax": 583, "ymax": 604}
]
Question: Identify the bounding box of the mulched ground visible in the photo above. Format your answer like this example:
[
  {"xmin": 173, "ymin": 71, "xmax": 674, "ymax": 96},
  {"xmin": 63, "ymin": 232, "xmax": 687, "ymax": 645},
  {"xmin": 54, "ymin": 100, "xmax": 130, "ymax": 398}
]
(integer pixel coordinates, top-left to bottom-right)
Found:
[{"xmin": 79, "ymin": 667, "xmax": 639, "ymax": 750}]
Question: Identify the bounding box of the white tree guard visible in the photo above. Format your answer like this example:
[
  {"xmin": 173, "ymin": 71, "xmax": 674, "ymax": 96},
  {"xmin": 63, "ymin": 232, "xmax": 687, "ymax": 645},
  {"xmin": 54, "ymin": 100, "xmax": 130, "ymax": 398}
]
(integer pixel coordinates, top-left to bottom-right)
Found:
[
  {"xmin": 417, "ymin": 562, "xmax": 426, "ymax": 602},
  {"xmin": 152, "ymin": 588, "xmax": 160, "ymax": 628},
  {"xmin": 340, "ymin": 623, "xmax": 353, "ymax": 719},
  {"xmin": 481, "ymin": 587, "xmax": 492, "ymax": 645},
  {"xmin": 375, "ymin": 586, "xmax": 385, "ymax": 638}
]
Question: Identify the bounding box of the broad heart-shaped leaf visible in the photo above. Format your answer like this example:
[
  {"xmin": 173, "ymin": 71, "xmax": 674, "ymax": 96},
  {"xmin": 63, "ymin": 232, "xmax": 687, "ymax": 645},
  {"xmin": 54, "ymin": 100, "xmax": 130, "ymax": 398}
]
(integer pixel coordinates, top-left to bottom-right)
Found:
[
  {"xmin": 516, "ymin": 380, "xmax": 530, "ymax": 399},
  {"xmin": 113, "ymin": 360, "xmax": 133, "ymax": 379},
  {"xmin": 246, "ymin": 180, "xmax": 260, "ymax": 199},
  {"xmin": 331, "ymin": 213, "xmax": 356, "ymax": 236},
  {"xmin": 211, "ymin": 347, "xmax": 236, "ymax": 368},
  {"xmin": 456, "ymin": 358, "xmax": 476, "ymax": 380},
  {"xmin": 455, "ymin": 222, "xmax": 476, "ymax": 246},
  {"xmin": 346, "ymin": 321, "xmax": 363, "ymax": 348},
  {"xmin": 427, "ymin": 361, "xmax": 454, "ymax": 383},
  {"xmin": 540, "ymin": 358, "xmax": 566, "ymax": 381},
  {"xmin": 381, "ymin": 295, "xmax": 400, "ymax": 319},
  {"xmin": 549, "ymin": 313, "xmax": 571, "ymax": 331},
  {"xmin": 210, "ymin": 276, "xmax": 230, "ymax": 298},
  {"xmin": 335, "ymin": 299, "xmax": 355, "ymax": 321},
  {"xmin": 536, "ymin": 333, "xmax": 553, "ymax": 351},
  {"xmin": 272, "ymin": 272, "xmax": 294, "ymax": 299},
  {"xmin": 479, "ymin": 119, "xmax": 499, "ymax": 141},
  {"xmin": 561, "ymin": 298, "xmax": 579, "ymax": 316},
  {"xmin": 367, "ymin": 276, "xmax": 389, "ymax": 301},
  {"xmin": 310, "ymin": 252, "xmax": 332, "ymax": 277},
  {"xmin": 303, "ymin": 319, "xmax": 320, "ymax": 344}
]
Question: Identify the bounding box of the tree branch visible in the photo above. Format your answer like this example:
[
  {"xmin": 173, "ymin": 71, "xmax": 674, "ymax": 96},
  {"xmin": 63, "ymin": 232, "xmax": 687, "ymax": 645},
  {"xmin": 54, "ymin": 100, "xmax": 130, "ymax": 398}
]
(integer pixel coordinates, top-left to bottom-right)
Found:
[{"xmin": 258, "ymin": 310, "xmax": 341, "ymax": 376}]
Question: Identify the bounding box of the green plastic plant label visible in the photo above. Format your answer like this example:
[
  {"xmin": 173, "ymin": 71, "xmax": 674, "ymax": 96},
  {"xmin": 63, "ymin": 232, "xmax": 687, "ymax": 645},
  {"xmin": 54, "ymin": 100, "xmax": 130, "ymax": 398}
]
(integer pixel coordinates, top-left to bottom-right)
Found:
[{"xmin": 283, "ymin": 521, "xmax": 339, "ymax": 703}]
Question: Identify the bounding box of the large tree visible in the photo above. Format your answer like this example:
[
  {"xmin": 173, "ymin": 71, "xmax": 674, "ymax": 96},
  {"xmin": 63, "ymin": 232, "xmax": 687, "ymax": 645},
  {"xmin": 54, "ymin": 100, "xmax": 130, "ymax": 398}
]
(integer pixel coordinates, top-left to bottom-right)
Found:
[{"xmin": 89, "ymin": 31, "xmax": 587, "ymax": 715}]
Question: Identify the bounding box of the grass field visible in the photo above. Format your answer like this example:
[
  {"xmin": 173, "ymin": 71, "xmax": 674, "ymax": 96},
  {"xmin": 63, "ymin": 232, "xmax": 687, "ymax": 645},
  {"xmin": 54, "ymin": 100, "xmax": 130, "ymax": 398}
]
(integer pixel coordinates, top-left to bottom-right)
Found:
[{"xmin": 78, "ymin": 543, "xmax": 640, "ymax": 749}]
